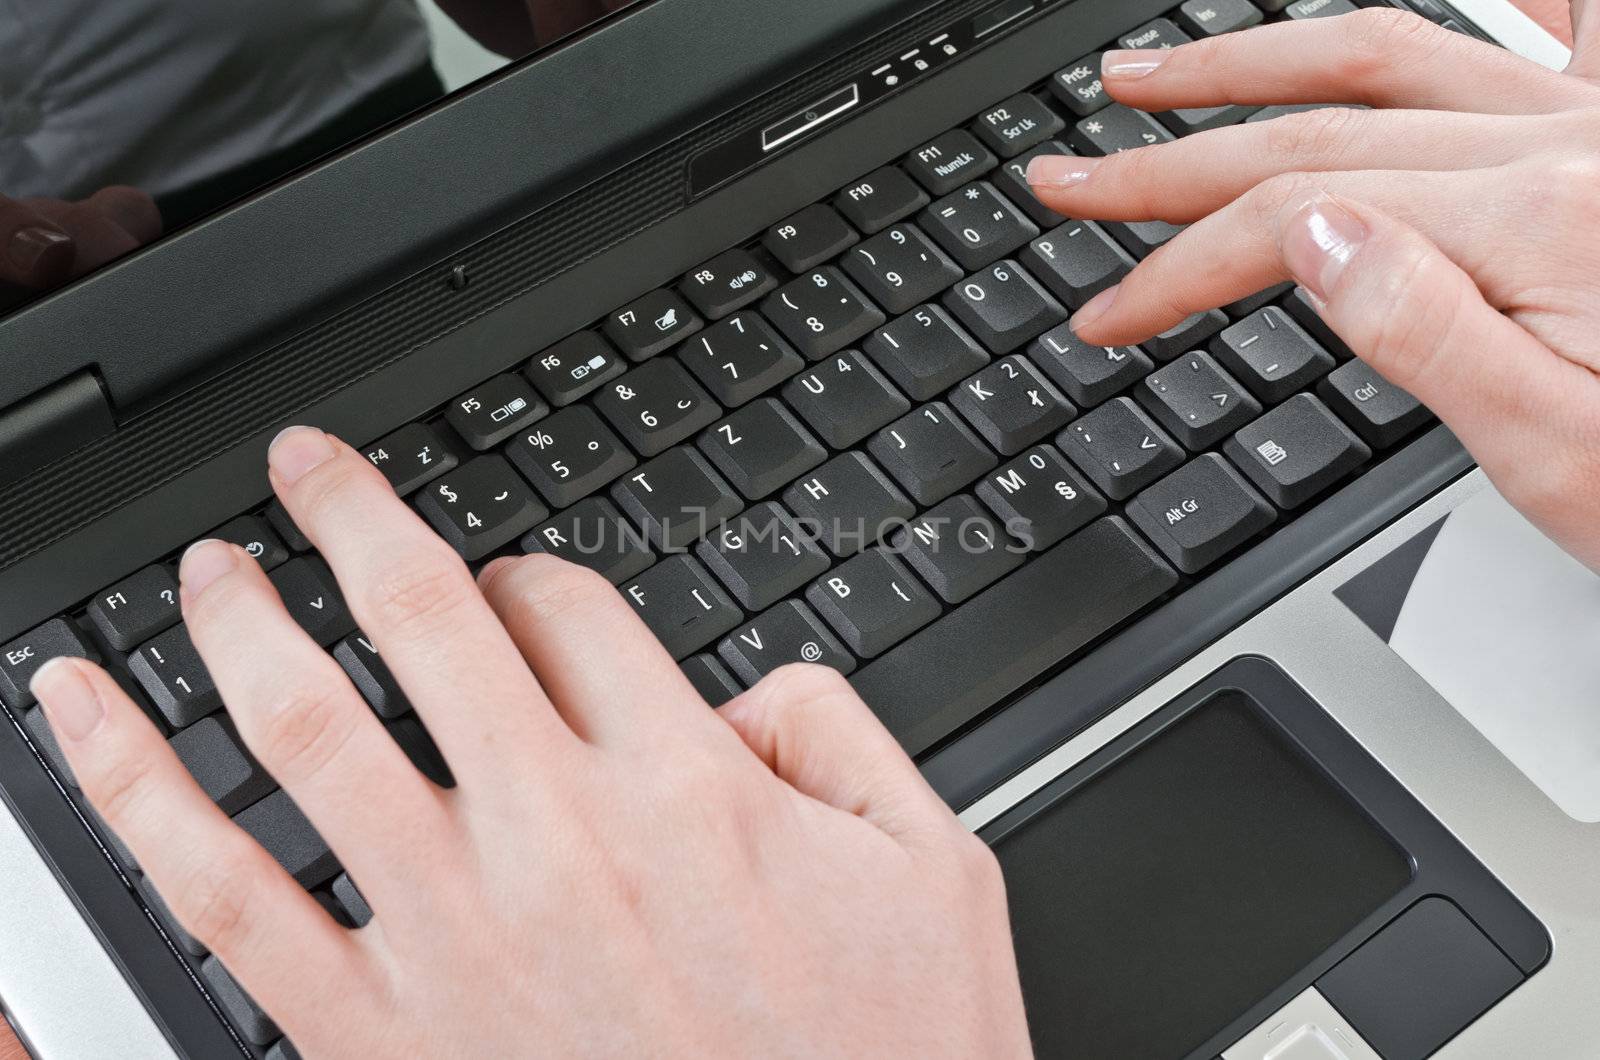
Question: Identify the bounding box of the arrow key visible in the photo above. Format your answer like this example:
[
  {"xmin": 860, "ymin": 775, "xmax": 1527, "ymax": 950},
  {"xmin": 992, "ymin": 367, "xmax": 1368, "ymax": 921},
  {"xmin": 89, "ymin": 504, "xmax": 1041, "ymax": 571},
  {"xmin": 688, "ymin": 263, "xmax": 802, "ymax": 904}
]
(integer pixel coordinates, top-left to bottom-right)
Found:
[
  {"xmin": 1137, "ymin": 351, "xmax": 1261, "ymax": 451},
  {"xmin": 269, "ymin": 557, "xmax": 356, "ymax": 646}
]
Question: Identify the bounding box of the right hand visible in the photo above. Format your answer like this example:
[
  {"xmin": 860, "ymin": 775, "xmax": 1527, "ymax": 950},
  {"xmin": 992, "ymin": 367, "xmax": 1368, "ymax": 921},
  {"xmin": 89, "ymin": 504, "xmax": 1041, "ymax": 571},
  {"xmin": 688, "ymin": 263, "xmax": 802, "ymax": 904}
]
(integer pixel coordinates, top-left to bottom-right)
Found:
[
  {"xmin": 1025, "ymin": 7, "xmax": 1600, "ymax": 571},
  {"xmin": 2, "ymin": 186, "xmax": 161, "ymax": 290}
]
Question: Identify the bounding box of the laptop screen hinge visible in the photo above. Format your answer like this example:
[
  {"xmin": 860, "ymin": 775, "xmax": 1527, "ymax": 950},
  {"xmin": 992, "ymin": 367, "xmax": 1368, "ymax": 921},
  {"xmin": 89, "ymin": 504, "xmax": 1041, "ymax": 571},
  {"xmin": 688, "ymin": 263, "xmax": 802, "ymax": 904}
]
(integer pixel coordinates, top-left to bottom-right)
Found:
[{"xmin": 0, "ymin": 371, "xmax": 115, "ymax": 490}]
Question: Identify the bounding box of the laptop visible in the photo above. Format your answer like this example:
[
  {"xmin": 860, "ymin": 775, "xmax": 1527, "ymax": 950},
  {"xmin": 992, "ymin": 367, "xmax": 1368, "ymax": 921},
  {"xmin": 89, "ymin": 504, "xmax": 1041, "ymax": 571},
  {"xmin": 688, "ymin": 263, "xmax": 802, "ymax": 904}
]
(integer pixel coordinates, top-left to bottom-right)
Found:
[{"xmin": 0, "ymin": 0, "xmax": 1586, "ymax": 1056}]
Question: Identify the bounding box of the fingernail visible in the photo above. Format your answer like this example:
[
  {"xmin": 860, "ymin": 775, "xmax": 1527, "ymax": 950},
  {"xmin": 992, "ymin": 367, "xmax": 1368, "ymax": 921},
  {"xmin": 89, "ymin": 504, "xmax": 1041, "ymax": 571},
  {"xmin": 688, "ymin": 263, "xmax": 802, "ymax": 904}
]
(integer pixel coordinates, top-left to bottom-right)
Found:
[
  {"xmin": 1102, "ymin": 49, "xmax": 1170, "ymax": 80},
  {"xmin": 267, "ymin": 426, "xmax": 334, "ymax": 485},
  {"xmin": 31, "ymin": 658, "xmax": 105, "ymax": 742},
  {"xmin": 181, "ymin": 539, "xmax": 238, "ymax": 597},
  {"xmin": 1280, "ymin": 194, "xmax": 1369, "ymax": 303},
  {"xmin": 1071, "ymin": 285, "xmax": 1120, "ymax": 334},
  {"xmin": 7, "ymin": 226, "xmax": 74, "ymax": 284},
  {"xmin": 1026, "ymin": 155, "xmax": 1099, "ymax": 189}
]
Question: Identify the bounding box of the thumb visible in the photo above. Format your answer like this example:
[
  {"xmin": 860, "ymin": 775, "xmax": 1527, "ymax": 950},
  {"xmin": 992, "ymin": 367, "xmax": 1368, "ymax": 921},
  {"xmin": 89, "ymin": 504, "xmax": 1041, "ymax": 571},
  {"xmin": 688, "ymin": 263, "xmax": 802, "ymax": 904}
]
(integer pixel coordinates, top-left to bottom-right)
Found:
[
  {"xmin": 718, "ymin": 664, "xmax": 954, "ymax": 842},
  {"xmin": 1277, "ymin": 191, "xmax": 1600, "ymax": 571},
  {"xmin": 2, "ymin": 194, "xmax": 76, "ymax": 289}
]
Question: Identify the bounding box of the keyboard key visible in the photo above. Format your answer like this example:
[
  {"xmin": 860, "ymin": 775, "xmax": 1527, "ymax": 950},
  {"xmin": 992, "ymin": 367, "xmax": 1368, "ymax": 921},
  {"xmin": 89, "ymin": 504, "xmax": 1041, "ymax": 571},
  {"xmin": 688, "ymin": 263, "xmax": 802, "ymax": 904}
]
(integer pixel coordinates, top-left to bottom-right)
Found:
[
  {"xmin": 949, "ymin": 355, "xmax": 1075, "ymax": 455},
  {"xmin": 842, "ymin": 224, "xmax": 962, "ymax": 315},
  {"xmin": 679, "ymin": 247, "xmax": 778, "ymax": 318},
  {"xmin": 1284, "ymin": 285, "xmax": 1354, "ymax": 359},
  {"xmin": 85, "ymin": 565, "xmax": 181, "ymax": 651},
  {"xmin": 1029, "ymin": 323, "xmax": 1151, "ymax": 407},
  {"xmin": 698, "ymin": 398, "xmax": 826, "ymax": 500},
  {"xmin": 920, "ymin": 182, "xmax": 1038, "ymax": 272},
  {"xmin": 1177, "ymin": 0, "xmax": 1264, "ymax": 36},
  {"xmin": 331, "ymin": 872, "xmax": 373, "ymax": 928},
  {"xmin": 610, "ymin": 447, "xmax": 743, "ymax": 552},
  {"xmin": 130, "ymin": 625, "xmax": 219, "ymax": 728},
  {"xmin": 1212, "ymin": 306, "xmax": 1336, "ymax": 403},
  {"xmin": 1287, "ymin": 0, "xmax": 1359, "ymax": 18},
  {"xmin": 851, "ymin": 518, "xmax": 1177, "ymax": 756},
  {"xmin": 992, "ymin": 142, "xmax": 1073, "ymax": 228},
  {"xmin": 1021, "ymin": 221, "xmax": 1134, "ymax": 309},
  {"xmin": 972, "ymin": 93, "xmax": 1065, "ymax": 158},
  {"xmin": 1106, "ymin": 218, "xmax": 1187, "ymax": 259},
  {"xmin": 1127, "ymin": 454, "xmax": 1277, "ymax": 573},
  {"xmin": 1225, "ymin": 394, "xmax": 1373, "ymax": 508},
  {"xmin": 783, "ymin": 452, "xmax": 915, "ymax": 557},
  {"xmin": 977, "ymin": 445, "xmax": 1108, "ymax": 551},
  {"xmin": 360, "ymin": 423, "xmax": 457, "ymax": 495},
  {"xmin": 718, "ymin": 600, "xmax": 856, "ymax": 684},
  {"xmin": 833, "ymin": 167, "xmax": 929, "ymax": 233},
  {"xmin": 268, "ymin": 558, "xmax": 355, "ymax": 646},
  {"xmin": 520, "ymin": 496, "xmax": 656, "ymax": 585},
  {"xmin": 202, "ymin": 957, "xmax": 277, "ymax": 1045},
  {"xmin": 1058, "ymin": 397, "xmax": 1186, "ymax": 500},
  {"xmin": 782, "ymin": 350, "xmax": 910, "ymax": 448},
  {"xmin": 415, "ymin": 454, "xmax": 549, "ymax": 561},
  {"xmin": 1118, "ymin": 16, "xmax": 1191, "ymax": 50},
  {"xmin": 679, "ymin": 311, "xmax": 804, "ymax": 407},
  {"xmin": 605, "ymin": 289, "xmax": 704, "ymax": 361},
  {"xmin": 265, "ymin": 500, "xmax": 312, "ymax": 552},
  {"xmin": 681, "ymin": 653, "xmax": 743, "ymax": 706},
  {"xmin": 23, "ymin": 708, "xmax": 76, "ymax": 785},
  {"xmin": 593, "ymin": 359, "xmax": 722, "ymax": 456},
  {"xmin": 505, "ymin": 404, "xmax": 636, "ymax": 509},
  {"xmin": 762, "ymin": 268, "xmax": 885, "ymax": 360},
  {"xmin": 170, "ymin": 715, "xmax": 273, "ymax": 815},
  {"xmin": 943, "ymin": 259, "xmax": 1066, "ymax": 354},
  {"xmin": 1049, "ymin": 53, "xmax": 1111, "ymax": 117},
  {"xmin": 1225, "ymin": 282, "xmax": 1295, "ymax": 319},
  {"xmin": 762, "ymin": 204, "xmax": 859, "ymax": 273},
  {"xmin": 863, "ymin": 305, "xmax": 988, "ymax": 402},
  {"xmin": 233, "ymin": 788, "xmax": 339, "ymax": 888},
  {"xmin": 894, "ymin": 495, "xmax": 1024, "ymax": 604},
  {"xmin": 1158, "ymin": 103, "xmax": 1261, "ymax": 136},
  {"xmin": 869, "ymin": 402, "xmax": 998, "ymax": 506},
  {"xmin": 1139, "ymin": 351, "xmax": 1262, "ymax": 450},
  {"xmin": 444, "ymin": 374, "xmax": 548, "ymax": 451},
  {"xmin": 211, "ymin": 515, "xmax": 289, "ymax": 571},
  {"xmin": 903, "ymin": 129, "xmax": 997, "ymax": 196},
  {"xmin": 387, "ymin": 716, "xmax": 453, "ymax": 787},
  {"xmin": 695, "ymin": 502, "xmax": 832, "ymax": 611},
  {"xmin": 1318, "ymin": 360, "xmax": 1434, "ymax": 448},
  {"xmin": 0, "ymin": 619, "xmax": 95, "ymax": 710},
  {"xmin": 1070, "ymin": 104, "xmax": 1176, "ymax": 156},
  {"xmin": 622, "ymin": 556, "xmax": 743, "ymax": 660},
  {"xmin": 333, "ymin": 632, "xmax": 410, "ymax": 719},
  {"xmin": 525, "ymin": 332, "xmax": 627, "ymax": 407},
  {"xmin": 806, "ymin": 550, "xmax": 941, "ymax": 658},
  {"xmin": 142, "ymin": 876, "xmax": 206, "ymax": 957},
  {"xmin": 1143, "ymin": 308, "xmax": 1229, "ymax": 362}
]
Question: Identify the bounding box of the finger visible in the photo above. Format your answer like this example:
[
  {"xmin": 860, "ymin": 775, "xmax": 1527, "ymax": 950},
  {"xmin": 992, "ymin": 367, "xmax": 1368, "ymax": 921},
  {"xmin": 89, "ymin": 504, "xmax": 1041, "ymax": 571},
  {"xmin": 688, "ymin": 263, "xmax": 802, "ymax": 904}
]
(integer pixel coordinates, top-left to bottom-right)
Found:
[
  {"xmin": 1026, "ymin": 107, "xmax": 1562, "ymax": 224},
  {"xmin": 1068, "ymin": 167, "xmax": 1495, "ymax": 346},
  {"xmin": 29, "ymin": 658, "xmax": 366, "ymax": 1028},
  {"xmin": 1100, "ymin": 9, "xmax": 1591, "ymax": 115},
  {"xmin": 1276, "ymin": 191, "xmax": 1600, "ymax": 572},
  {"xmin": 1571, "ymin": 0, "xmax": 1600, "ymax": 77},
  {"xmin": 179, "ymin": 539, "xmax": 452, "ymax": 911},
  {"xmin": 86, "ymin": 186, "xmax": 164, "ymax": 245},
  {"xmin": 477, "ymin": 554, "xmax": 712, "ymax": 744},
  {"xmin": 0, "ymin": 195, "xmax": 75, "ymax": 289},
  {"xmin": 266, "ymin": 427, "xmax": 575, "ymax": 778},
  {"xmin": 24, "ymin": 198, "xmax": 141, "ymax": 276},
  {"xmin": 718, "ymin": 664, "xmax": 953, "ymax": 842}
]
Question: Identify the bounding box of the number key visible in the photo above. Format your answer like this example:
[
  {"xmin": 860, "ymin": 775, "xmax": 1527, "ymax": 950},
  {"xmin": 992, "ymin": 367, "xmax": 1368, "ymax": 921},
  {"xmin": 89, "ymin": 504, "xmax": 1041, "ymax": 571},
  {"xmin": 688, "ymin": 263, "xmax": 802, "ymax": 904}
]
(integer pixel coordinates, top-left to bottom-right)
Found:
[
  {"xmin": 678, "ymin": 311, "xmax": 804, "ymax": 407},
  {"xmin": 868, "ymin": 402, "xmax": 998, "ymax": 506},
  {"xmin": 842, "ymin": 224, "xmax": 961, "ymax": 315},
  {"xmin": 942, "ymin": 259, "xmax": 1066, "ymax": 354},
  {"xmin": 593, "ymin": 359, "xmax": 722, "ymax": 456},
  {"xmin": 761, "ymin": 267, "xmax": 885, "ymax": 360},
  {"xmin": 505, "ymin": 404, "xmax": 636, "ymax": 508},
  {"xmin": 920, "ymin": 183, "xmax": 1038, "ymax": 272}
]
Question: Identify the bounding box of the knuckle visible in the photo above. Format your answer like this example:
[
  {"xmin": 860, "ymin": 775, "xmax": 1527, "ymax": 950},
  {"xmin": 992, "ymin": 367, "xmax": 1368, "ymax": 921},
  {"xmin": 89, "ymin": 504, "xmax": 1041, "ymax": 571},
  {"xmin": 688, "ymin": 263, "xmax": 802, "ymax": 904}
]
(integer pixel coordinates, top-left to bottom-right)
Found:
[
  {"xmin": 1265, "ymin": 107, "xmax": 1364, "ymax": 168},
  {"xmin": 493, "ymin": 554, "xmax": 615, "ymax": 626},
  {"xmin": 1247, "ymin": 172, "xmax": 1325, "ymax": 230},
  {"xmin": 1545, "ymin": 154, "xmax": 1600, "ymax": 222},
  {"xmin": 363, "ymin": 548, "xmax": 479, "ymax": 635},
  {"xmin": 1363, "ymin": 251, "xmax": 1457, "ymax": 387},
  {"xmin": 1341, "ymin": 8, "xmax": 1445, "ymax": 78},
  {"xmin": 174, "ymin": 852, "xmax": 258, "ymax": 951},
  {"xmin": 951, "ymin": 829, "xmax": 1006, "ymax": 894},
  {"xmin": 257, "ymin": 681, "xmax": 360, "ymax": 782}
]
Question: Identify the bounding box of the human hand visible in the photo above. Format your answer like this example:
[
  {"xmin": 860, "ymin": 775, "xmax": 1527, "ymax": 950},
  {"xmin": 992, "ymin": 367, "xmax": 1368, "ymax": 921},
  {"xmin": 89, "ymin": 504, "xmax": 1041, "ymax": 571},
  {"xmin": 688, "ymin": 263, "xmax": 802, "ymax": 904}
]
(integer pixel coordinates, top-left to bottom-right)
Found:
[
  {"xmin": 29, "ymin": 428, "xmax": 1030, "ymax": 1057},
  {"xmin": 2, "ymin": 187, "xmax": 161, "ymax": 290},
  {"xmin": 1025, "ymin": 7, "xmax": 1600, "ymax": 572}
]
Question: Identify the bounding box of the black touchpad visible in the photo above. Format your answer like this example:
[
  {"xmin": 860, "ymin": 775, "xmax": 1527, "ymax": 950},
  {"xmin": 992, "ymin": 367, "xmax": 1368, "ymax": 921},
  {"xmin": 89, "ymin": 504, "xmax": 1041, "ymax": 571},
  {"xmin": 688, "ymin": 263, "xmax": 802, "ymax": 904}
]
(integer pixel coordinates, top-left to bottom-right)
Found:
[{"xmin": 992, "ymin": 691, "xmax": 1411, "ymax": 1058}]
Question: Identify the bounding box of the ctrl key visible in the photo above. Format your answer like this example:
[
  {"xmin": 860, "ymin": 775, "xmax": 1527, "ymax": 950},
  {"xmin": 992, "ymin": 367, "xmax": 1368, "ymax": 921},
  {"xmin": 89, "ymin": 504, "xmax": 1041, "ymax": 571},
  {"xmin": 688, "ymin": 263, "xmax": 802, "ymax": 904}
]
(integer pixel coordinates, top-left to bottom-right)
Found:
[{"xmin": 0, "ymin": 618, "xmax": 97, "ymax": 709}]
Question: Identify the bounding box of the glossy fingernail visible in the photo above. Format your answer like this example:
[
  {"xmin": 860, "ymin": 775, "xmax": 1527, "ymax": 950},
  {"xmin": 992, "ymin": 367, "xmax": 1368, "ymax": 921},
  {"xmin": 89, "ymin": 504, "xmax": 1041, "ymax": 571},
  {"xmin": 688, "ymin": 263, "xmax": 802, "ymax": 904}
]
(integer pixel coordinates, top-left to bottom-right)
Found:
[
  {"xmin": 1281, "ymin": 194, "xmax": 1369, "ymax": 304},
  {"xmin": 31, "ymin": 658, "xmax": 105, "ymax": 742},
  {"xmin": 1071, "ymin": 285, "xmax": 1120, "ymax": 333},
  {"xmin": 1102, "ymin": 49, "xmax": 1170, "ymax": 80},
  {"xmin": 1026, "ymin": 155, "xmax": 1099, "ymax": 189},
  {"xmin": 267, "ymin": 426, "xmax": 335, "ymax": 485},
  {"xmin": 7, "ymin": 227, "xmax": 74, "ymax": 284},
  {"xmin": 181, "ymin": 539, "xmax": 238, "ymax": 597}
]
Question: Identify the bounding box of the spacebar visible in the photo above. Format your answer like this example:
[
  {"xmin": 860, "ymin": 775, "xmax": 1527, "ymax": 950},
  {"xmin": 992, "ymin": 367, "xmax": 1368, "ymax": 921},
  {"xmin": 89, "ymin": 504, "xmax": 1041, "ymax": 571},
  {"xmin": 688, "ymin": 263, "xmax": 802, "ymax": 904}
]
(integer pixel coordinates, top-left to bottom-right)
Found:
[{"xmin": 851, "ymin": 517, "xmax": 1178, "ymax": 757}]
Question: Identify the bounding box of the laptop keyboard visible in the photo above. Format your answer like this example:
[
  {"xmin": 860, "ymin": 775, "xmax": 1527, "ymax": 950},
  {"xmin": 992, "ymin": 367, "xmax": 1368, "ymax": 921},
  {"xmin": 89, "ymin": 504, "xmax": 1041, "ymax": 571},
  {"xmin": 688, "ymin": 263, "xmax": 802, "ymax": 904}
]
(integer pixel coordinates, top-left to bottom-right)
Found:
[{"xmin": 0, "ymin": 0, "xmax": 1453, "ymax": 1049}]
